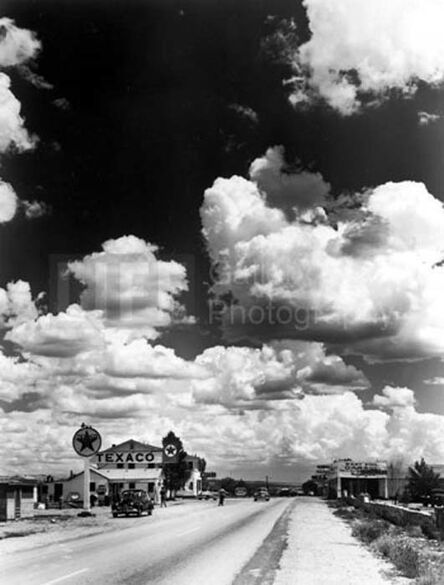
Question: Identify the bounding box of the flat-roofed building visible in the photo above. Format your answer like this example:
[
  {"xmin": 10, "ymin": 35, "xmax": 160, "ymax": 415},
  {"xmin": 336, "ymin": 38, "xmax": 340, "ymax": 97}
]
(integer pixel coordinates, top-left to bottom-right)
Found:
[{"xmin": 328, "ymin": 459, "xmax": 388, "ymax": 499}]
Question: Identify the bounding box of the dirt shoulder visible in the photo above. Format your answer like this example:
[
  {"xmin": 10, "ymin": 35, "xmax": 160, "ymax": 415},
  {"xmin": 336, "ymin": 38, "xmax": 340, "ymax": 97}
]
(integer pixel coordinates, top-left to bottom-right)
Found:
[{"xmin": 273, "ymin": 497, "xmax": 410, "ymax": 585}]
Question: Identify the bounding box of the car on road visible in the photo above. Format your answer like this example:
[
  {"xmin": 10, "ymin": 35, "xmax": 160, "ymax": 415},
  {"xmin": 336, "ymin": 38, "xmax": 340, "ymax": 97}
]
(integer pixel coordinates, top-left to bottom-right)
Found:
[
  {"xmin": 253, "ymin": 488, "xmax": 270, "ymax": 502},
  {"xmin": 112, "ymin": 489, "xmax": 154, "ymax": 517},
  {"xmin": 277, "ymin": 488, "xmax": 291, "ymax": 497},
  {"xmin": 197, "ymin": 490, "xmax": 218, "ymax": 501}
]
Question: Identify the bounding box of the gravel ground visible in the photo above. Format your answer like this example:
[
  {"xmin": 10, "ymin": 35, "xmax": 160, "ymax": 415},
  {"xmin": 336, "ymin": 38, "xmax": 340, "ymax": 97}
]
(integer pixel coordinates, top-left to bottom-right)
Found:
[{"xmin": 273, "ymin": 498, "xmax": 411, "ymax": 585}]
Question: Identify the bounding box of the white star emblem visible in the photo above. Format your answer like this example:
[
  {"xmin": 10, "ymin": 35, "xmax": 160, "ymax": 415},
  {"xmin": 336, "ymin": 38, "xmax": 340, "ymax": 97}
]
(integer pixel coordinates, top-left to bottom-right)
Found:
[{"xmin": 164, "ymin": 444, "xmax": 177, "ymax": 457}]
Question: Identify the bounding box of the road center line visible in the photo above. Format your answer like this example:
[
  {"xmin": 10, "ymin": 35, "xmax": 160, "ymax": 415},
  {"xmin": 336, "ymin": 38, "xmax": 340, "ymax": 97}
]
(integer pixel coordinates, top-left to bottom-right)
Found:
[{"xmin": 40, "ymin": 568, "xmax": 89, "ymax": 585}]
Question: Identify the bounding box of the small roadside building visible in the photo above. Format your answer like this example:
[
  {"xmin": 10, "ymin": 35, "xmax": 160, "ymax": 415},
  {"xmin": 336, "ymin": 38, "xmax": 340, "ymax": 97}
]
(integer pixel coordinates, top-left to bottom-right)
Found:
[
  {"xmin": 43, "ymin": 468, "xmax": 109, "ymax": 507},
  {"xmin": 328, "ymin": 459, "xmax": 389, "ymax": 499},
  {"xmin": 0, "ymin": 476, "xmax": 38, "ymax": 521}
]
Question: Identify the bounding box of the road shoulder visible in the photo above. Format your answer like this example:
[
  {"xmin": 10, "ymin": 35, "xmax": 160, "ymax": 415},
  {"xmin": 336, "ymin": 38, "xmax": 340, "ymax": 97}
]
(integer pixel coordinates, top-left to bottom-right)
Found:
[{"xmin": 273, "ymin": 497, "xmax": 410, "ymax": 585}]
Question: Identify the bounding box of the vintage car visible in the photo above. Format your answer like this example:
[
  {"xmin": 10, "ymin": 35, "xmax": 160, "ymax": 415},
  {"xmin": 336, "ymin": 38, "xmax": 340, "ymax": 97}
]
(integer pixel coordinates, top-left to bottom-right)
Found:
[
  {"xmin": 197, "ymin": 489, "xmax": 218, "ymax": 501},
  {"xmin": 253, "ymin": 488, "xmax": 270, "ymax": 502},
  {"xmin": 112, "ymin": 489, "xmax": 154, "ymax": 517}
]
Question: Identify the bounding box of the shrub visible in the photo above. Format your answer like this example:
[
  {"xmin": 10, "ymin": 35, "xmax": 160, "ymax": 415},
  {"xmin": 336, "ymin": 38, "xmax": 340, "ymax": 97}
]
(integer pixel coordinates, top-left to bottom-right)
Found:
[
  {"xmin": 372, "ymin": 534, "xmax": 424, "ymax": 578},
  {"xmin": 333, "ymin": 507, "xmax": 360, "ymax": 521},
  {"xmin": 351, "ymin": 519, "xmax": 390, "ymax": 544}
]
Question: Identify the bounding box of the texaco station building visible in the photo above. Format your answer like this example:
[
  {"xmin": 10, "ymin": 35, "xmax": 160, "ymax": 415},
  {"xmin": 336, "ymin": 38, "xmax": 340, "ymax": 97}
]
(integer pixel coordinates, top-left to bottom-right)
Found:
[
  {"xmin": 43, "ymin": 438, "xmax": 202, "ymax": 506},
  {"xmin": 92, "ymin": 439, "xmax": 165, "ymax": 503}
]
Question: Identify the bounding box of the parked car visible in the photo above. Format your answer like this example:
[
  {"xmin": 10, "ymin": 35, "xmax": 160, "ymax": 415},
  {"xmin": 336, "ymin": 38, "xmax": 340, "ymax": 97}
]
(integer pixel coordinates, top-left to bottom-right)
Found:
[
  {"xmin": 253, "ymin": 488, "xmax": 270, "ymax": 502},
  {"xmin": 65, "ymin": 491, "xmax": 82, "ymax": 508},
  {"xmin": 197, "ymin": 490, "xmax": 218, "ymax": 501},
  {"xmin": 277, "ymin": 488, "xmax": 291, "ymax": 497},
  {"xmin": 112, "ymin": 489, "xmax": 154, "ymax": 517}
]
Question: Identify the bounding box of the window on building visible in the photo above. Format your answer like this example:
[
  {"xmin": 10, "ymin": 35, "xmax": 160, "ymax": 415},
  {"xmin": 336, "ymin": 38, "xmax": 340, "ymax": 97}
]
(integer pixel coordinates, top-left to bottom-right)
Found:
[
  {"xmin": 22, "ymin": 486, "xmax": 34, "ymax": 498},
  {"xmin": 188, "ymin": 481, "xmax": 193, "ymax": 490},
  {"xmin": 129, "ymin": 482, "xmax": 135, "ymax": 489},
  {"xmin": 89, "ymin": 482, "xmax": 96, "ymax": 491},
  {"xmin": 128, "ymin": 463, "xmax": 135, "ymax": 469},
  {"xmin": 147, "ymin": 463, "xmax": 155, "ymax": 469},
  {"xmin": 117, "ymin": 463, "xmax": 124, "ymax": 469},
  {"xmin": 188, "ymin": 461, "xmax": 194, "ymax": 470}
]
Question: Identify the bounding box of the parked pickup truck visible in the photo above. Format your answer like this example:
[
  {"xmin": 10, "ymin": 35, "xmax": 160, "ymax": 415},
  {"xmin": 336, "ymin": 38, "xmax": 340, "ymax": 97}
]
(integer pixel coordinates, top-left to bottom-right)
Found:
[{"xmin": 112, "ymin": 489, "xmax": 154, "ymax": 517}]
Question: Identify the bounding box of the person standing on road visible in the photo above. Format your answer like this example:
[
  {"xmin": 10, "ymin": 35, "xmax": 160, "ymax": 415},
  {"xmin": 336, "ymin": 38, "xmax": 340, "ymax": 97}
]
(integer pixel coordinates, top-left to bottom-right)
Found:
[
  {"xmin": 160, "ymin": 486, "xmax": 167, "ymax": 508},
  {"xmin": 218, "ymin": 488, "xmax": 225, "ymax": 506}
]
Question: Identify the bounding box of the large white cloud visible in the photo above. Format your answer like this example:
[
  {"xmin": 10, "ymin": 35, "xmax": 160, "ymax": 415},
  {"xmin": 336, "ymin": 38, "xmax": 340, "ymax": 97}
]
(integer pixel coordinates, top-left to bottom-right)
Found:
[
  {"xmin": 192, "ymin": 342, "xmax": 368, "ymax": 408},
  {"xmin": 290, "ymin": 0, "xmax": 444, "ymax": 114},
  {"xmin": 201, "ymin": 157, "xmax": 444, "ymax": 361},
  {"xmin": 7, "ymin": 304, "xmax": 105, "ymax": 357},
  {"xmin": 68, "ymin": 236, "xmax": 191, "ymax": 340},
  {"xmin": 104, "ymin": 338, "xmax": 208, "ymax": 380},
  {"xmin": 4, "ymin": 388, "xmax": 444, "ymax": 477}
]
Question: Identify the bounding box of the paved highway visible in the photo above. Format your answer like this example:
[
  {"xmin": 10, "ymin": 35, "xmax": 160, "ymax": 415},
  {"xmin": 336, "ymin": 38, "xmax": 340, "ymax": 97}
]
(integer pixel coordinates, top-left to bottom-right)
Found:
[{"xmin": 0, "ymin": 499, "xmax": 293, "ymax": 585}]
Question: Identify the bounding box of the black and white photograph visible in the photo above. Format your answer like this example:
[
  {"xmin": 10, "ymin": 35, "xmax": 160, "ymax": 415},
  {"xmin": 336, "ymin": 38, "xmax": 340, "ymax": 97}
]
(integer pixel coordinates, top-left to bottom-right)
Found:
[{"xmin": 2, "ymin": 1, "xmax": 444, "ymax": 583}]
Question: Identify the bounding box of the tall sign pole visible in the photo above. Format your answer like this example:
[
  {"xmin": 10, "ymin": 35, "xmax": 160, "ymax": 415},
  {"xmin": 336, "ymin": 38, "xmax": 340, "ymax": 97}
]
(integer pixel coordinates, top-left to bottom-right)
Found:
[
  {"xmin": 84, "ymin": 457, "xmax": 91, "ymax": 513},
  {"xmin": 72, "ymin": 423, "xmax": 102, "ymax": 514}
]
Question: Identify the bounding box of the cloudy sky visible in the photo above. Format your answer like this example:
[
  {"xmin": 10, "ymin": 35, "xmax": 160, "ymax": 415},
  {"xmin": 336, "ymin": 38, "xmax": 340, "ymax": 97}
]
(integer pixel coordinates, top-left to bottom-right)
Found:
[{"xmin": 2, "ymin": 0, "xmax": 444, "ymax": 482}]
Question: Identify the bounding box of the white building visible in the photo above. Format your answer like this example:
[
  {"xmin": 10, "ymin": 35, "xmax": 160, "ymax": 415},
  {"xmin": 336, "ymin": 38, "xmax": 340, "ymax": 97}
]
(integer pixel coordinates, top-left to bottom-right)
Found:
[
  {"xmin": 93, "ymin": 439, "xmax": 164, "ymax": 503},
  {"xmin": 328, "ymin": 459, "xmax": 389, "ymax": 499}
]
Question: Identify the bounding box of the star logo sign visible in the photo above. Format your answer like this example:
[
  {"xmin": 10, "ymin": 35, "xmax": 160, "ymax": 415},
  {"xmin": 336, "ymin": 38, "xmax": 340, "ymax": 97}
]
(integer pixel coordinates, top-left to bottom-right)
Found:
[
  {"xmin": 164, "ymin": 444, "xmax": 177, "ymax": 458},
  {"xmin": 73, "ymin": 426, "xmax": 102, "ymax": 457},
  {"xmin": 76, "ymin": 430, "xmax": 98, "ymax": 453}
]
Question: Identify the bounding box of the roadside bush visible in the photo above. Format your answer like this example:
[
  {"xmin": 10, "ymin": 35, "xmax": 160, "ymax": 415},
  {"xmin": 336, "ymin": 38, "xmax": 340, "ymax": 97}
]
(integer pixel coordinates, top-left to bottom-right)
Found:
[
  {"xmin": 333, "ymin": 507, "xmax": 360, "ymax": 521},
  {"xmin": 351, "ymin": 519, "xmax": 390, "ymax": 544},
  {"xmin": 415, "ymin": 556, "xmax": 444, "ymax": 585},
  {"xmin": 373, "ymin": 534, "xmax": 424, "ymax": 578}
]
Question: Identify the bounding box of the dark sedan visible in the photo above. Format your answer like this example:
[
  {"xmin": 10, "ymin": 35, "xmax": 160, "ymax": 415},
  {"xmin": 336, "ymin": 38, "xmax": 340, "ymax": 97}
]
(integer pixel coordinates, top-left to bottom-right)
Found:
[{"xmin": 112, "ymin": 489, "xmax": 154, "ymax": 517}]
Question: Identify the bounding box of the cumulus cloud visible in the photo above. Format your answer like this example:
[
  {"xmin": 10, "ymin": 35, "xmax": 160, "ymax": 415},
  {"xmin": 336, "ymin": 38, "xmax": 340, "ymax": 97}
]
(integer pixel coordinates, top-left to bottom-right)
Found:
[
  {"xmin": 7, "ymin": 304, "xmax": 105, "ymax": 357},
  {"xmin": 289, "ymin": 0, "xmax": 444, "ymax": 115},
  {"xmin": 0, "ymin": 18, "xmax": 40, "ymax": 67},
  {"xmin": 191, "ymin": 341, "xmax": 368, "ymax": 409},
  {"xmin": 249, "ymin": 146, "xmax": 330, "ymax": 215},
  {"xmin": 5, "ymin": 388, "xmax": 444, "ymax": 476},
  {"xmin": 104, "ymin": 338, "xmax": 207, "ymax": 380},
  {"xmin": 0, "ymin": 179, "xmax": 17, "ymax": 222},
  {"xmin": 0, "ymin": 352, "xmax": 42, "ymax": 402},
  {"xmin": 0, "ymin": 72, "xmax": 35, "ymax": 152},
  {"xmin": 201, "ymin": 154, "xmax": 444, "ymax": 361},
  {"xmin": 68, "ymin": 236, "xmax": 191, "ymax": 340},
  {"xmin": 0, "ymin": 280, "xmax": 38, "ymax": 327},
  {"xmin": 372, "ymin": 386, "xmax": 416, "ymax": 409}
]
